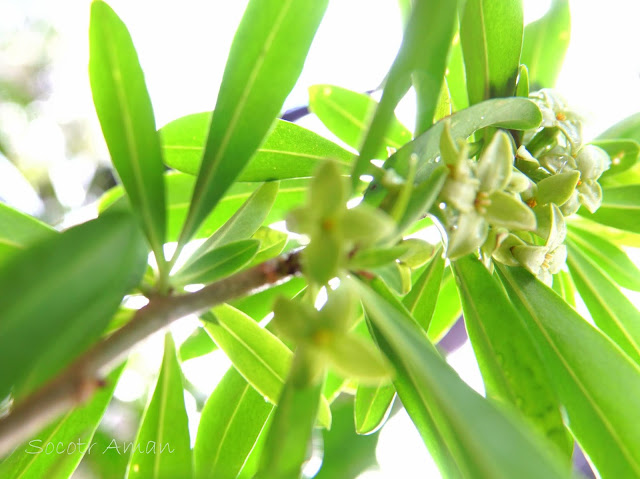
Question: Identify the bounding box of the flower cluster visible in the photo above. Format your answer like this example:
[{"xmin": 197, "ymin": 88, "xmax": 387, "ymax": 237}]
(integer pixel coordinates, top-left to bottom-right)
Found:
[{"xmin": 439, "ymin": 89, "xmax": 610, "ymax": 284}]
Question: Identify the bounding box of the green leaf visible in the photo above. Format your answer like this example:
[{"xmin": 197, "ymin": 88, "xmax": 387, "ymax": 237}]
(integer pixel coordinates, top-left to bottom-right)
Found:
[
  {"xmin": 194, "ymin": 367, "xmax": 272, "ymax": 479},
  {"xmin": 354, "ymin": 384, "xmax": 396, "ymax": 435},
  {"xmin": 352, "ymin": 0, "xmax": 458, "ymax": 183},
  {"xmin": 172, "ymin": 239, "xmax": 259, "ymax": 286},
  {"xmin": 598, "ymin": 112, "xmax": 640, "ymax": 143},
  {"xmin": 567, "ymin": 225, "xmax": 640, "ymax": 291},
  {"xmin": 521, "ymin": 0, "xmax": 570, "ymax": 89},
  {"xmin": 247, "ymin": 227, "xmax": 288, "ymax": 267},
  {"xmin": 89, "ymin": 1, "xmax": 167, "ymax": 267},
  {"xmin": 101, "ymin": 173, "xmax": 308, "ymax": 242},
  {"xmin": 314, "ymin": 397, "xmax": 381, "ymax": 479},
  {"xmin": 592, "ymin": 139, "xmax": 640, "ymax": 180},
  {"xmin": 185, "ymin": 181, "xmax": 278, "ymax": 264},
  {"xmin": 374, "ymin": 97, "xmax": 541, "ymax": 188},
  {"xmin": 453, "ymin": 256, "xmax": 571, "ymax": 455},
  {"xmin": 202, "ymin": 304, "xmax": 331, "ymax": 427},
  {"xmin": 498, "ymin": 265, "xmax": 640, "ymax": 478},
  {"xmin": 0, "ymin": 365, "xmax": 124, "ymax": 479},
  {"xmin": 566, "ymin": 240, "xmax": 640, "ymax": 365},
  {"xmin": 446, "ymin": 29, "xmax": 469, "ymax": 112},
  {"xmin": 397, "ymin": 166, "xmax": 448, "ymax": 233},
  {"xmin": 356, "ymin": 277, "xmax": 570, "ymax": 479},
  {"xmin": 427, "ymin": 267, "xmax": 462, "ymax": 342},
  {"xmin": 179, "ymin": 0, "xmax": 328, "ymax": 246},
  {"xmin": 179, "ymin": 326, "xmax": 217, "ymax": 361},
  {"xmin": 255, "ymin": 349, "xmax": 324, "ymax": 479},
  {"xmin": 230, "ymin": 277, "xmax": 307, "ymax": 321},
  {"xmin": 308, "ymin": 84, "xmax": 411, "ymax": 158},
  {"xmin": 127, "ymin": 334, "xmax": 192, "ymax": 479},
  {"xmin": 578, "ymin": 185, "xmax": 640, "ymax": 233},
  {"xmin": 0, "ymin": 202, "xmax": 55, "ymax": 266},
  {"xmin": 551, "ymin": 270, "xmax": 576, "ymax": 308},
  {"xmin": 0, "ymin": 212, "xmax": 147, "ymax": 399},
  {"xmin": 161, "ymin": 112, "xmax": 354, "ymax": 180},
  {"xmin": 403, "ymin": 249, "xmax": 445, "ymax": 331},
  {"xmin": 460, "ymin": 0, "xmax": 524, "ymax": 104}
]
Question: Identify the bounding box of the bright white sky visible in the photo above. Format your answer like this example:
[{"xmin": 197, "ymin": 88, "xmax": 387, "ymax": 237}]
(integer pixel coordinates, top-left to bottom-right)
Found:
[{"xmin": 3, "ymin": 1, "xmax": 640, "ymax": 477}]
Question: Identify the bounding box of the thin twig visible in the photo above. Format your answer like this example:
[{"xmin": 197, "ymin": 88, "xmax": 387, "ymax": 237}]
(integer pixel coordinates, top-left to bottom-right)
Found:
[{"xmin": 0, "ymin": 250, "xmax": 302, "ymax": 457}]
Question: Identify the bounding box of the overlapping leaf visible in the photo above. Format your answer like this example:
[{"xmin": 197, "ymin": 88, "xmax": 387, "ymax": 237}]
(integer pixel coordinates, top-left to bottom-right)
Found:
[
  {"xmin": 127, "ymin": 334, "xmax": 192, "ymax": 479},
  {"xmin": 499, "ymin": 265, "xmax": 640, "ymax": 478},
  {"xmin": 89, "ymin": 1, "xmax": 167, "ymax": 267},
  {"xmin": 0, "ymin": 212, "xmax": 147, "ymax": 399},
  {"xmin": 578, "ymin": 185, "xmax": 640, "ymax": 233},
  {"xmin": 160, "ymin": 113, "xmax": 353, "ymax": 180},
  {"xmin": 179, "ymin": 0, "xmax": 328, "ymax": 245},
  {"xmin": 0, "ymin": 202, "xmax": 55, "ymax": 266}
]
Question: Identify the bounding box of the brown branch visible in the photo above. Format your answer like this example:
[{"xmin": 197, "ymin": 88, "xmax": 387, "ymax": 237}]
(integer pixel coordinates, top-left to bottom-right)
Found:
[{"xmin": 0, "ymin": 250, "xmax": 302, "ymax": 457}]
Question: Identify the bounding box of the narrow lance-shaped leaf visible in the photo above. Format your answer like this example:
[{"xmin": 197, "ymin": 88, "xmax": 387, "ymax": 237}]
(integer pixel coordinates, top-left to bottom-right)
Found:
[
  {"xmin": 0, "ymin": 201, "xmax": 55, "ymax": 266},
  {"xmin": 521, "ymin": 0, "xmax": 570, "ymax": 89},
  {"xmin": 352, "ymin": 0, "xmax": 458, "ymax": 184},
  {"xmin": 568, "ymin": 225, "xmax": 640, "ymax": 291},
  {"xmin": 178, "ymin": 181, "xmax": 278, "ymax": 274},
  {"xmin": 101, "ymin": 172, "xmax": 309, "ymax": 242},
  {"xmin": 127, "ymin": 334, "xmax": 192, "ymax": 479},
  {"xmin": 427, "ymin": 267, "xmax": 463, "ymax": 342},
  {"xmin": 460, "ymin": 0, "xmax": 524, "ymax": 104},
  {"xmin": 597, "ymin": 111, "xmax": 640, "ymax": 143},
  {"xmin": 195, "ymin": 367, "xmax": 273, "ymax": 479},
  {"xmin": 0, "ymin": 365, "xmax": 125, "ymax": 479},
  {"xmin": 179, "ymin": 326, "xmax": 217, "ymax": 362},
  {"xmin": 89, "ymin": 1, "xmax": 167, "ymax": 268},
  {"xmin": 0, "ymin": 212, "xmax": 147, "ymax": 399},
  {"xmin": 356, "ymin": 277, "xmax": 570, "ymax": 479},
  {"xmin": 403, "ymin": 248, "xmax": 445, "ymax": 331},
  {"xmin": 453, "ymin": 256, "xmax": 571, "ymax": 455},
  {"xmin": 566, "ymin": 241, "xmax": 640, "ymax": 365},
  {"xmin": 367, "ymin": 97, "xmax": 541, "ymax": 196},
  {"xmin": 578, "ymin": 185, "xmax": 640, "ymax": 234},
  {"xmin": 171, "ymin": 239, "xmax": 260, "ymax": 286},
  {"xmin": 202, "ymin": 304, "xmax": 331, "ymax": 427},
  {"xmin": 498, "ymin": 265, "xmax": 640, "ymax": 478},
  {"xmin": 179, "ymin": 0, "xmax": 328, "ymax": 246},
  {"xmin": 592, "ymin": 139, "xmax": 640, "ymax": 181},
  {"xmin": 160, "ymin": 113, "xmax": 354, "ymax": 180},
  {"xmin": 308, "ymin": 84, "xmax": 411, "ymax": 157},
  {"xmin": 255, "ymin": 348, "xmax": 324, "ymax": 479}
]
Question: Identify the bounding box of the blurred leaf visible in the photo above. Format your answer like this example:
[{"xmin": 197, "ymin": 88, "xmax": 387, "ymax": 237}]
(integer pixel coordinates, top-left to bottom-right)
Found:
[
  {"xmin": 202, "ymin": 304, "xmax": 331, "ymax": 427},
  {"xmin": 445, "ymin": 29, "xmax": 469, "ymax": 112},
  {"xmin": 453, "ymin": 256, "xmax": 571, "ymax": 455},
  {"xmin": 255, "ymin": 349, "xmax": 324, "ymax": 479},
  {"xmin": 498, "ymin": 265, "xmax": 640, "ymax": 478},
  {"xmin": 566, "ymin": 241, "xmax": 640, "ymax": 365},
  {"xmin": 403, "ymin": 248, "xmax": 445, "ymax": 331},
  {"xmin": 247, "ymin": 227, "xmax": 289, "ymax": 267},
  {"xmin": 551, "ymin": 270, "xmax": 576, "ymax": 308},
  {"xmin": 568, "ymin": 225, "xmax": 640, "ymax": 291},
  {"xmin": 0, "ymin": 202, "xmax": 55, "ymax": 266},
  {"xmin": 356, "ymin": 277, "xmax": 570, "ymax": 478},
  {"xmin": 427, "ymin": 268, "xmax": 462, "ymax": 342},
  {"xmin": 230, "ymin": 277, "xmax": 307, "ymax": 321},
  {"xmin": 375, "ymin": 97, "xmax": 541, "ymax": 188},
  {"xmin": 179, "ymin": 326, "xmax": 217, "ymax": 362},
  {"xmin": 397, "ymin": 166, "xmax": 448, "ymax": 233},
  {"xmin": 172, "ymin": 239, "xmax": 259, "ymax": 286},
  {"xmin": 161, "ymin": 113, "xmax": 353, "ymax": 179},
  {"xmin": 0, "ymin": 212, "xmax": 147, "ymax": 399},
  {"xmin": 515, "ymin": 64, "xmax": 529, "ymax": 98},
  {"xmin": 314, "ymin": 397, "xmax": 381, "ymax": 479},
  {"xmin": 521, "ymin": 0, "xmax": 570, "ymax": 89},
  {"xmin": 127, "ymin": 334, "xmax": 192, "ymax": 479},
  {"xmin": 354, "ymin": 384, "xmax": 395, "ymax": 435},
  {"xmin": 195, "ymin": 367, "xmax": 272, "ymax": 479},
  {"xmin": 353, "ymin": 0, "xmax": 458, "ymax": 183},
  {"xmin": 89, "ymin": 1, "xmax": 167, "ymax": 266},
  {"xmin": 101, "ymin": 173, "xmax": 308, "ymax": 242},
  {"xmin": 460, "ymin": 0, "xmax": 523, "ymax": 104},
  {"xmin": 597, "ymin": 112, "xmax": 640, "ymax": 143},
  {"xmin": 0, "ymin": 365, "xmax": 124, "ymax": 479},
  {"xmin": 308, "ymin": 84, "xmax": 411, "ymax": 158},
  {"xmin": 179, "ymin": 0, "xmax": 328, "ymax": 245},
  {"xmin": 578, "ymin": 185, "xmax": 640, "ymax": 233},
  {"xmin": 592, "ymin": 139, "xmax": 640, "ymax": 180}
]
